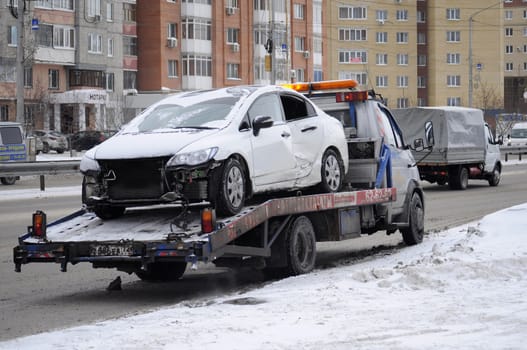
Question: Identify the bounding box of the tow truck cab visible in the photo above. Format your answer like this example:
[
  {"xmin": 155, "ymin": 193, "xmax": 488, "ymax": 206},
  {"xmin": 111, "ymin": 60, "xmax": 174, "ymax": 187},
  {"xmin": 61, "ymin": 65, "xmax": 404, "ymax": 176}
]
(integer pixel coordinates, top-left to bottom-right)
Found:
[{"xmin": 283, "ymin": 81, "xmax": 426, "ymax": 229}]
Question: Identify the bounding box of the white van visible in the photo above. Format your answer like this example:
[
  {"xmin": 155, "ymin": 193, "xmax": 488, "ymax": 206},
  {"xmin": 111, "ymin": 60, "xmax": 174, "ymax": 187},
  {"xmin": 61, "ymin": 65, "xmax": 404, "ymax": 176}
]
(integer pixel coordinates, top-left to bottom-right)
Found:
[
  {"xmin": 0, "ymin": 122, "xmax": 26, "ymax": 185},
  {"xmin": 507, "ymin": 122, "xmax": 527, "ymax": 146}
]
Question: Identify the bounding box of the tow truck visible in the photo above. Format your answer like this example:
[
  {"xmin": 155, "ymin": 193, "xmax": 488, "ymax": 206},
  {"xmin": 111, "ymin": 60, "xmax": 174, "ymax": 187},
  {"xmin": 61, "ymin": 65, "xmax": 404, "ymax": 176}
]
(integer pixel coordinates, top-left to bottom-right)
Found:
[{"xmin": 13, "ymin": 80, "xmax": 431, "ymax": 281}]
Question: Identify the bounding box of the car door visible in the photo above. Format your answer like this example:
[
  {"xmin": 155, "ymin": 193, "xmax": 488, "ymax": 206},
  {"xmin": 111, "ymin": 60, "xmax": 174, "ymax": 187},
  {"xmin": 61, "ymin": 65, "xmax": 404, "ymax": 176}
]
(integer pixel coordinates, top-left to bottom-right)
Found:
[
  {"xmin": 280, "ymin": 93, "xmax": 324, "ymax": 179},
  {"xmin": 247, "ymin": 93, "xmax": 296, "ymax": 188},
  {"xmin": 484, "ymin": 124, "xmax": 500, "ymax": 173}
]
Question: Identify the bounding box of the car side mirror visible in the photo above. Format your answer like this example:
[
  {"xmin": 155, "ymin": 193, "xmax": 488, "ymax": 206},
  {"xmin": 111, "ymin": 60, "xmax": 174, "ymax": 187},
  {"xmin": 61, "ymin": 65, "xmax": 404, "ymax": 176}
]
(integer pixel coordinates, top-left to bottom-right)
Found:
[
  {"xmin": 252, "ymin": 115, "xmax": 274, "ymax": 136},
  {"xmin": 425, "ymin": 121, "xmax": 435, "ymax": 148},
  {"xmin": 497, "ymin": 135, "xmax": 504, "ymax": 145}
]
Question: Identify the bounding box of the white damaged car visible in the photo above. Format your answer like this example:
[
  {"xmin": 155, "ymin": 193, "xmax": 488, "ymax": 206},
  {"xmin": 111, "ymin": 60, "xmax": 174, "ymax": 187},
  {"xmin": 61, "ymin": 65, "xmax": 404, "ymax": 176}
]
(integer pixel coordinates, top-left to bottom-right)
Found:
[{"xmin": 80, "ymin": 85, "xmax": 349, "ymax": 219}]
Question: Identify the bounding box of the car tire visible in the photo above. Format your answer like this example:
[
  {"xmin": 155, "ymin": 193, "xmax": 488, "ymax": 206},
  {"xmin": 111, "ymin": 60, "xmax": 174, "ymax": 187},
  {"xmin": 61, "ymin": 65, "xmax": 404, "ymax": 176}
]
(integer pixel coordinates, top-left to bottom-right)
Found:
[
  {"xmin": 488, "ymin": 166, "xmax": 501, "ymax": 187},
  {"xmin": 135, "ymin": 262, "xmax": 187, "ymax": 282},
  {"xmin": 317, "ymin": 149, "xmax": 344, "ymax": 193},
  {"xmin": 401, "ymin": 192, "xmax": 425, "ymax": 245},
  {"xmin": 1, "ymin": 177, "xmax": 17, "ymax": 185},
  {"xmin": 449, "ymin": 166, "xmax": 468, "ymax": 190},
  {"xmin": 285, "ymin": 215, "xmax": 317, "ymax": 276},
  {"xmin": 43, "ymin": 143, "xmax": 50, "ymax": 154},
  {"xmin": 211, "ymin": 158, "xmax": 246, "ymax": 217},
  {"xmin": 57, "ymin": 148, "xmax": 65, "ymax": 154}
]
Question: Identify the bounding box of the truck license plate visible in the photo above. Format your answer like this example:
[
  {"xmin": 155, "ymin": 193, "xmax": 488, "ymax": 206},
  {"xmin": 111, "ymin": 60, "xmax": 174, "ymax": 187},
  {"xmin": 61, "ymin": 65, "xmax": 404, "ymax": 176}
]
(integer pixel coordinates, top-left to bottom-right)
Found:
[{"xmin": 89, "ymin": 244, "xmax": 134, "ymax": 257}]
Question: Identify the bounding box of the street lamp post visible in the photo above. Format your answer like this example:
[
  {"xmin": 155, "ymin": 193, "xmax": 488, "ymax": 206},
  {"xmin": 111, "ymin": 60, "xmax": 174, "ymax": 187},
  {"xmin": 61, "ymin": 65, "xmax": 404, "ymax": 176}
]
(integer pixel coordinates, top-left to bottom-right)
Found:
[{"xmin": 468, "ymin": 1, "xmax": 504, "ymax": 107}]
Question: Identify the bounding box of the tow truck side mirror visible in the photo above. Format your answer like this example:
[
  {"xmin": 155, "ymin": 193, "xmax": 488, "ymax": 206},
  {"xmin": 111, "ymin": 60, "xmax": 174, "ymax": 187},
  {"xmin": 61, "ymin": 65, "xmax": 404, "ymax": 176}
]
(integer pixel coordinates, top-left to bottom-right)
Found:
[{"xmin": 253, "ymin": 115, "xmax": 274, "ymax": 136}]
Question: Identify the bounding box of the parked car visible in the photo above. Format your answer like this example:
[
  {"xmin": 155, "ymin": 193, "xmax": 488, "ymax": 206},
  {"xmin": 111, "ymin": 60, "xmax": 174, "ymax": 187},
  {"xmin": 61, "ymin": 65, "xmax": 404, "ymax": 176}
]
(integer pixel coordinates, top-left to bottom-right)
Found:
[
  {"xmin": 28, "ymin": 130, "xmax": 68, "ymax": 153},
  {"xmin": 0, "ymin": 122, "xmax": 26, "ymax": 185},
  {"xmin": 80, "ymin": 85, "xmax": 349, "ymax": 219},
  {"xmin": 70, "ymin": 130, "xmax": 116, "ymax": 151}
]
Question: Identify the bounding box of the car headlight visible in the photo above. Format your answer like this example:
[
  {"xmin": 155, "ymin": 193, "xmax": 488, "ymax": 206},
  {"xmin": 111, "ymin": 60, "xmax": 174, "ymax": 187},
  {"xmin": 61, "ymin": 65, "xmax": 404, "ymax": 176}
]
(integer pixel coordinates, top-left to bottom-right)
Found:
[
  {"xmin": 80, "ymin": 154, "xmax": 100, "ymax": 174},
  {"xmin": 167, "ymin": 147, "xmax": 218, "ymax": 167}
]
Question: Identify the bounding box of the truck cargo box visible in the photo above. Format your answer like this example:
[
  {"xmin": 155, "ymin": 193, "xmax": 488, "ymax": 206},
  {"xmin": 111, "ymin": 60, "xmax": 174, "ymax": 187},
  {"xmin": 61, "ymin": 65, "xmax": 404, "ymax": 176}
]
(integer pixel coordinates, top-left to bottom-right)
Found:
[{"xmin": 393, "ymin": 107, "xmax": 486, "ymax": 165}]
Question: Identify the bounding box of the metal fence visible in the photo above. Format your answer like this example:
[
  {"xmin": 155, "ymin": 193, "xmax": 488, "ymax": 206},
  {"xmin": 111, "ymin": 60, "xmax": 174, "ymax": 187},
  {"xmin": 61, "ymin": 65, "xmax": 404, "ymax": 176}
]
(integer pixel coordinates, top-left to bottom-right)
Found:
[
  {"xmin": 500, "ymin": 146, "xmax": 527, "ymax": 161},
  {"xmin": 0, "ymin": 161, "xmax": 80, "ymax": 190}
]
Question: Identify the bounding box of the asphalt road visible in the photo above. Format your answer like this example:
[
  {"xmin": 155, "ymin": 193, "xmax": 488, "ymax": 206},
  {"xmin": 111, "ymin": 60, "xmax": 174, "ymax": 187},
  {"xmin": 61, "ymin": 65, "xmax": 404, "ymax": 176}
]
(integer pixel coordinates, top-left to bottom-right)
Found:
[{"xmin": 1, "ymin": 162, "xmax": 527, "ymax": 341}]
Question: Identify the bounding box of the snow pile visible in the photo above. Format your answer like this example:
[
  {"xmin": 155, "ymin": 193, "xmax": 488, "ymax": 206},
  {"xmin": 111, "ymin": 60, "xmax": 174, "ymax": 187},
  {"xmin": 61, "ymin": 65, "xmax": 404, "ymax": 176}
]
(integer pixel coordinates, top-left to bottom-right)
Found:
[{"xmin": 2, "ymin": 204, "xmax": 527, "ymax": 350}]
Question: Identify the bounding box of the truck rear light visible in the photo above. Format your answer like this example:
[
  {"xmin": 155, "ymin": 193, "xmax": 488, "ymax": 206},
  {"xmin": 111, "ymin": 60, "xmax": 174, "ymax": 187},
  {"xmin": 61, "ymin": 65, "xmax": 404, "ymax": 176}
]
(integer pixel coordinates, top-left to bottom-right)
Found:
[
  {"xmin": 201, "ymin": 208, "xmax": 216, "ymax": 233},
  {"xmin": 335, "ymin": 91, "xmax": 369, "ymax": 103},
  {"xmin": 32, "ymin": 210, "xmax": 47, "ymax": 238}
]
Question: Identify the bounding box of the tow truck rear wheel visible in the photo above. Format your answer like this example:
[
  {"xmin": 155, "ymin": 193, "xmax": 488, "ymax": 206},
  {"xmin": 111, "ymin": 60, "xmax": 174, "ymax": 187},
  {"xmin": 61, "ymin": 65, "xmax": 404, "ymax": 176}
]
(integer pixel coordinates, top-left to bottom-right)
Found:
[
  {"xmin": 285, "ymin": 215, "xmax": 317, "ymax": 276},
  {"xmin": 401, "ymin": 192, "xmax": 424, "ymax": 245},
  {"xmin": 318, "ymin": 149, "xmax": 344, "ymax": 193},
  {"xmin": 449, "ymin": 166, "xmax": 468, "ymax": 190},
  {"xmin": 135, "ymin": 262, "xmax": 187, "ymax": 282},
  {"xmin": 1, "ymin": 177, "xmax": 17, "ymax": 185}
]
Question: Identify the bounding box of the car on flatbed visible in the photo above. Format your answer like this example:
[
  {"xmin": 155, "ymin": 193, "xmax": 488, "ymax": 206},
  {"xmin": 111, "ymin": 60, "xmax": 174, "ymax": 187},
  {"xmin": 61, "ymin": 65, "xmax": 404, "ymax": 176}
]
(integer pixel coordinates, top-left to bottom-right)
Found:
[{"xmin": 80, "ymin": 85, "xmax": 349, "ymax": 219}]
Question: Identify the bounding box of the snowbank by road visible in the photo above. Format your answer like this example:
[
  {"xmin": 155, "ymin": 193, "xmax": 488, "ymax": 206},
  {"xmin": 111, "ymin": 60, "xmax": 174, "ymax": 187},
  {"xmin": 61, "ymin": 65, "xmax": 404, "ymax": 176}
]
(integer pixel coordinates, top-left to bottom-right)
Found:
[{"xmin": 2, "ymin": 203, "xmax": 526, "ymax": 350}]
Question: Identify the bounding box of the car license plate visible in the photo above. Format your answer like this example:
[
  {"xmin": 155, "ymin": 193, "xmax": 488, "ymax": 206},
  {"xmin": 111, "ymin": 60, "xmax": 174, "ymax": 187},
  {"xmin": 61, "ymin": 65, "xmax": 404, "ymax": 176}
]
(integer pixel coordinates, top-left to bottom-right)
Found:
[{"xmin": 89, "ymin": 244, "xmax": 134, "ymax": 257}]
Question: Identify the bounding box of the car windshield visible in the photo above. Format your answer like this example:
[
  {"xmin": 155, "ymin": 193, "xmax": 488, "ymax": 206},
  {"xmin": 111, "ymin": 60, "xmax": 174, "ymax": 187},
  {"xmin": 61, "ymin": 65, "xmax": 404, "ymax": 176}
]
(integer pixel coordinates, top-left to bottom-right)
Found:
[
  {"xmin": 129, "ymin": 96, "xmax": 240, "ymax": 133},
  {"xmin": 511, "ymin": 128, "xmax": 527, "ymax": 138}
]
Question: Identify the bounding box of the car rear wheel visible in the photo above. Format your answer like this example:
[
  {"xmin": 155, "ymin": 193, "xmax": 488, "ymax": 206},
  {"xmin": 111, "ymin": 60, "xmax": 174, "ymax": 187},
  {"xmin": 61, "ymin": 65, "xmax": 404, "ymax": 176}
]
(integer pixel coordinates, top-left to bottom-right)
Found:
[
  {"xmin": 211, "ymin": 158, "xmax": 246, "ymax": 217},
  {"xmin": 1, "ymin": 177, "xmax": 17, "ymax": 185},
  {"xmin": 318, "ymin": 149, "xmax": 344, "ymax": 193},
  {"xmin": 488, "ymin": 166, "xmax": 501, "ymax": 187}
]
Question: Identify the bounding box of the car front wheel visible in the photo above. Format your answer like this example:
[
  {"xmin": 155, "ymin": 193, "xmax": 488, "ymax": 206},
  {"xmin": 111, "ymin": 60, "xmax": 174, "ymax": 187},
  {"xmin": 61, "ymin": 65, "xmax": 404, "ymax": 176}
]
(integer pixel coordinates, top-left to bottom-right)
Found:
[
  {"xmin": 211, "ymin": 158, "xmax": 246, "ymax": 217},
  {"xmin": 318, "ymin": 149, "xmax": 344, "ymax": 193}
]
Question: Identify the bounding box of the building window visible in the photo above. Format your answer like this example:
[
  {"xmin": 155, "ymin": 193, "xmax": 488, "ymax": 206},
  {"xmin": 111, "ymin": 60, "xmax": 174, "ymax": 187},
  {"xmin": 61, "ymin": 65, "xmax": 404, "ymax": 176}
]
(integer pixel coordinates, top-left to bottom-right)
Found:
[
  {"xmin": 506, "ymin": 45, "xmax": 514, "ymax": 54},
  {"xmin": 418, "ymin": 55, "xmax": 427, "ymax": 66},
  {"xmin": 417, "ymin": 76, "xmax": 426, "ymax": 88},
  {"xmin": 376, "ymin": 10, "xmax": 387, "ymax": 21},
  {"xmin": 396, "ymin": 10, "xmax": 408, "ymax": 21},
  {"xmin": 397, "ymin": 53, "xmax": 408, "ymax": 65},
  {"xmin": 505, "ymin": 10, "xmax": 513, "ymax": 20},
  {"xmin": 447, "ymin": 75, "xmax": 461, "ymax": 87},
  {"xmin": 396, "ymin": 32, "xmax": 408, "ymax": 43},
  {"xmin": 524, "ymin": 45, "xmax": 527, "ymax": 53},
  {"xmin": 397, "ymin": 75, "xmax": 408, "ymax": 88},
  {"xmin": 106, "ymin": 72, "xmax": 114, "ymax": 91},
  {"xmin": 293, "ymin": 3, "xmax": 305, "ymax": 19},
  {"xmin": 446, "ymin": 31, "xmax": 460, "ymax": 42},
  {"xmin": 182, "ymin": 19, "xmax": 212, "ymax": 40},
  {"xmin": 447, "ymin": 97, "xmax": 461, "ymax": 106},
  {"xmin": 417, "ymin": 98, "xmax": 426, "ymax": 107},
  {"xmin": 69, "ymin": 70, "xmax": 105, "ymax": 88},
  {"xmin": 88, "ymin": 33, "xmax": 103, "ymax": 54},
  {"xmin": 37, "ymin": 24, "xmax": 53, "ymax": 47},
  {"xmin": 0, "ymin": 61, "xmax": 16, "ymax": 82},
  {"xmin": 339, "ymin": 28, "xmax": 367, "ymax": 41},
  {"xmin": 168, "ymin": 60, "xmax": 178, "ymax": 77},
  {"xmin": 397, "ymin": 98, "xmax": 409, "ymax": 108},
  {"xmin": 339, "ymin": 50, "xmax": 367, "ymax": 64},
  {"xmin": 313, "ymin": 38, "xmax": 322, "ymax": 53},
  {"xmin": 24, "ymin": 67, "xmax": 32, "ymax": 88},
  {"xmin": 524, "ymin": 9, "xmax": 527, "ymax": 19},
  {"xmin": 314, "ymin": 69, "xmax": 323, "ymax": 82},
  {"xmin": 8, "ymin": 26, "xmax": 17, "ymax": 46},
  {"xmin": 338, "ymin": 71, "xmax": 367, "ymax": 85},
  {"xmin": 227, "ymin": 28, "xmax": 239, "ymax": 44},
  {"xmin": 107, "ymin": 3, "xmax": 113, "ymax": 21},
  {"xmin": 107, "ymin": 38, "xmax": 114, "ymax": 57},
  {"xmin": 376, "ymin": 32, "xmax": 387, "ymax": 43},
  {"xmin": 294, "ymin": 36, "xmax": 306, "ymax": 51},
  {"xmin": 87, "ymin": 0, "xmax": 101, "ymax": 17},
  {"xmin": 253, "ymin": 0, "xmax": 267, "ymax": 10},
  {"xmin": 376, "ymin": 75, "xmax": 388, "ymax": 87},
  {"xmin": 447, "ymin": 53, "xmax": 460, "ymax": 64},
  {"xmin": 294, "ymin": 68, "xmax": 305, "ymax": 82},
  {"xmin": 48, "ymin": 69, "xmax": 59, "ymax": 89},
  {"xmin": 123, "ymin": 3, "xmax": 136, "ymax": 22},
  {"xmin": 123, "ymin": 70, "xmax": 137, "ymax": 89},
  {"xmin": 417, "ymin": 32, "xmax": 426, "ymax": 44},
  {"xmin": 446, "ymin": 8, "xmax": 460, "ymax": 20},
  {"xmin": 53, "ymin": 26, "xmax": 75, "ymax": 48},
  {"xmin": 417, "ymin": 10, "xmax": 426, "ymax": 23},
  {"xmin": 338, "ymin": 6, "xmax": 366, "ymax": 20},
  {"xmin": 524, "ymin": 27, "xmax": 527, "ymax": 36},
  {"xmin": 123, "ymin": 36, "xmax": 137, "ymax": 56},
  {"xmin": 506, "ymin": 62, "xmax": 514, "ymax": 71},
  {"xmin": 168, "ymin": 23, "xmax": 178, "ymax": 39},
  {"xmin": 376, "ymin": 53, "xmax": 388, "ymax": 65},
  {"xmin": 524, "ymin": 62, "xmax": 527, "ymax": 70},
  {"xmin": 505, "ymin": 28, "xmax": 513, "ymax": 37},
  {"xmin": 0, "ymin": 105, "xmax": 8, "ymax": 121},
  {"xmin": 36, "ymin": 0, "xmax": 73, "ymax": 10},
  {"xmin": 182, "ymin": 55, "xmax": 212, "ymax": 77},
  {"xmin": 227, "ymin": 0, "xmax": 239, "ymax": 8}
]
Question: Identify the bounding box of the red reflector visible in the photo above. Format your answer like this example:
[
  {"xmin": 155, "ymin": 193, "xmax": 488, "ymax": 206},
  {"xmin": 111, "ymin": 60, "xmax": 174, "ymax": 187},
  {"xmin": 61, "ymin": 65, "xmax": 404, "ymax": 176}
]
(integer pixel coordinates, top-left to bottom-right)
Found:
[
  {"xmin": 335, "ymin": 91, "xmax": 369, "ymax": 103},
  {"xmin": 32, "ymin": 210, "xmax": 47, "ymax": 238},
  {"xmin": 201, "ymin": 208, "xmax": 216, "ymax": 233}
]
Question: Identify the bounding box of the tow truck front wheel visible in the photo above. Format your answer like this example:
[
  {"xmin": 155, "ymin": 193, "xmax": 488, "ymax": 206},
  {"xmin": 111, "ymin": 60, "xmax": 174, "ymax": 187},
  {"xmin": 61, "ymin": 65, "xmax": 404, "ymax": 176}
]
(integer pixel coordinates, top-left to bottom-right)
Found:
[
  {"xmin": 401, "ymin": 193, "xmax": 424, "ymax": 245},
  {"xmin": 285, "ymin": 216, "xmax": 317, "ymax": 276},
  {"xmin": 135, "ymin": 262, "xmax": 187, "ymax": 282}
]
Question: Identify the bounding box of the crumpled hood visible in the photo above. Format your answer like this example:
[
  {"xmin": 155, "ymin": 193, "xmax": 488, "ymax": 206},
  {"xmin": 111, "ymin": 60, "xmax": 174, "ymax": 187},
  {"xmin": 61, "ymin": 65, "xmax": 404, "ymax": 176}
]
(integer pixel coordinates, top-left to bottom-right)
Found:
[{"xmin": 91, "ymin": 129, "xmax": 219, "ymax": 159}]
